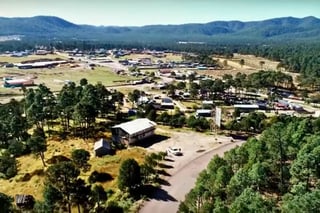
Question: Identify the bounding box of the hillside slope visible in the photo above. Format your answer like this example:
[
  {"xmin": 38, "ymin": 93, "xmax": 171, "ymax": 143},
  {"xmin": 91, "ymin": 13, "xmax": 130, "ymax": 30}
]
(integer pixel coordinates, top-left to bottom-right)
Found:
[{"xmin": 0, "ymin": 16, "xmax": 320, "ymax": 42}]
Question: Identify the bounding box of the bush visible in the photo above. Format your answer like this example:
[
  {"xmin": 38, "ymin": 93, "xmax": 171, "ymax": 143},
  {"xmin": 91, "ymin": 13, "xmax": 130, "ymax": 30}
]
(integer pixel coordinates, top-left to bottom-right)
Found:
[
  {"xmin": 105, "ymin": 201, "xmax": 124, "ymax": 213},
  {"xmin": 0, "ymin": 153, "xmax": 17, "ymax": 179},
  {"xmin": 71, "ymin": 149, "xmax": 90, "ymax": 169},
  {"xmin": 8, "ymin": 140, "xmax": 27, "ymax": 157}
]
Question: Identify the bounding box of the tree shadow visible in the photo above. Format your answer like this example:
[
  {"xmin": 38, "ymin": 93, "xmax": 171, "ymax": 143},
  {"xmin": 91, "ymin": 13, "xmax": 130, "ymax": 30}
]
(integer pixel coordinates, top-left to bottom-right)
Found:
[
  {"xmin": 88, "ymin": 171, "xmax": 113, "ymax": 183},
  {"xmin": 46, "ymin": 155, "xmax": 71, "ymax": 164},
  {"xmin": 135, "ymin": 134, "xmax": 170, "ymax": 148},
  {"xmin": 157, "ymin": 177, "xmax": 171, "ymax": 186},
  {"xmin": 157, "ymin": 169, "xmax": 171, "ymax": 177},
  {"xmin": 158, "ymin": 163, "xmax": 174, "ymax": 169},
  {"xmin": 141, "ymin": 185, "xmax": 177, "ymax": 202}
]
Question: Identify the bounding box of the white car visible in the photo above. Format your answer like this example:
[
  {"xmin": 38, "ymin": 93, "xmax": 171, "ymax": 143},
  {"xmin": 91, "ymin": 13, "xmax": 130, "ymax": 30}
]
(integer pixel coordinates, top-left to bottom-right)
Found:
[{"xmin": 167, "ymin": 146, "xmax": 182, "ymax": 156}]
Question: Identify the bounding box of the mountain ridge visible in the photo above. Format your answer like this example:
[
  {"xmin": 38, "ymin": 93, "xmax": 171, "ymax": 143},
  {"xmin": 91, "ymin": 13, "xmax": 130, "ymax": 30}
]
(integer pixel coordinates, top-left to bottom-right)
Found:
[{"xmin": 0, "ymin": 16, "xmax": 319, "ymax": 43}]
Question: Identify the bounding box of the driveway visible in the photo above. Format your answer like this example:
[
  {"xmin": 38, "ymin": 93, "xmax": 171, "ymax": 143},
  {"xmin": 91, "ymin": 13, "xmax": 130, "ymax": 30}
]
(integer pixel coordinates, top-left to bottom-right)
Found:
[{"xmin": 139, "ymin": 132, "xmax": 244, "ymax": 213}]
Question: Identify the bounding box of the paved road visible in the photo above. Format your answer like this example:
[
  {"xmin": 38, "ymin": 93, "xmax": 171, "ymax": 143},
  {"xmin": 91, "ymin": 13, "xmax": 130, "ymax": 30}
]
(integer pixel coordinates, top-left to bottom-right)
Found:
[{"xmin": 139, "ymin": 140, "xmax": 244, "ymax": 213}]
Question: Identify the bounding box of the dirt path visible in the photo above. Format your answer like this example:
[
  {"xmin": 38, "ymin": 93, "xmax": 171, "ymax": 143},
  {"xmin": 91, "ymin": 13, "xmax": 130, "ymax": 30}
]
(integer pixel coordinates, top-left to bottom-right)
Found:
[{"xmin": 139, "ymin": 139, "xmax": 244, "ymax": 213}]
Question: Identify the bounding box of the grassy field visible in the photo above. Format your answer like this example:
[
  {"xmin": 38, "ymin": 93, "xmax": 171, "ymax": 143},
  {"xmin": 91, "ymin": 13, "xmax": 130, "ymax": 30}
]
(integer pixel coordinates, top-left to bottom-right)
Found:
[
  {"xmin": 0, "ymin": 66, "xmax": 138, "ymax": 95},
  {"xmin": 0, "ymin": 136, "xmax": 147, "ymax": 201},
  {"xmin": 232, "ymin": 53, "xmax": 279, "ymax": 70},
  {"xmin": 118, "ymin": 53, "xmax": 182, "ymax": 63},
  {"xmin": 0, "ymin": 54, "xmax": 68, "ymax": 63},
  {"xmin": 114, "ymin": 84, "xmax": 155, "ymax": 96},
  {"xmin": 181, "ymin": 100, "xmax": 202, "ymax": 109}
]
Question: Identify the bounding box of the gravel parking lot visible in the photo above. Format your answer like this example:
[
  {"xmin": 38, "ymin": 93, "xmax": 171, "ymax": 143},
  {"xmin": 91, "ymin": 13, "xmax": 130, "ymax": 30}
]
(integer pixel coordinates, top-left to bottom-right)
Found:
[
  {"xmin": 146, "ymin": 127, "xmax": 236, "ymax": 175},
  {"xmin": 140, "ymin": 127, "xmax": 244, "ymax": 213}
]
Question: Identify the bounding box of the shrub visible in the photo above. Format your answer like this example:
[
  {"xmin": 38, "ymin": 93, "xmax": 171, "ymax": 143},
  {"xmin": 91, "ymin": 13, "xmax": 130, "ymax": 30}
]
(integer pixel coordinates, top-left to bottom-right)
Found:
[
  {"xmin": 0, "ymin": 153, "xmax": 17, "ymax": 179},
  {"xmin": 8, "ymin": 140, "xmax": 27, "ymax": 157}
]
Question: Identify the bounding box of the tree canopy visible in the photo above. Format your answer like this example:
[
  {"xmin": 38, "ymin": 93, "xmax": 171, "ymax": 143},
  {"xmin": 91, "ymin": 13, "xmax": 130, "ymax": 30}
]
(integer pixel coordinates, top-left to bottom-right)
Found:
[
  {"xmin": 179, "ymin": 117, "xmax": 320, "ymax": 212},
  {"xmin": 118, "ymin": 158, "xmax": 141, "ymax": 193}
]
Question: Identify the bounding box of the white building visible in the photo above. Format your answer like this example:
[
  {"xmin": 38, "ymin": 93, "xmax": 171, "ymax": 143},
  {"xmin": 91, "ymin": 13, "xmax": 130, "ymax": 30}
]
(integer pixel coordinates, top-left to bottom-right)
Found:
[{"xmin": 112, "ymin": 118, "xmax": 156, "ymax": 145}]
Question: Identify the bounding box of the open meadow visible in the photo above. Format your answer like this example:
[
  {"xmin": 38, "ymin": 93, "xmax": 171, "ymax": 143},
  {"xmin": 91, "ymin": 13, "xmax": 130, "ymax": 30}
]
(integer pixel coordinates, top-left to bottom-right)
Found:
[
  {"xmin": 118, "ymin": 53, "xmax": 182, "ymax": 63},
  {"xmin": 0, "ymin": 57, "xmax": 140, "ymax": 103},
  {"xmin": 0, "ymin": 135, "xmax": 147, "ymax": 201},
  {"xmin": 0, "ymin": 54, "xmax": 68, "ymax": 63}
]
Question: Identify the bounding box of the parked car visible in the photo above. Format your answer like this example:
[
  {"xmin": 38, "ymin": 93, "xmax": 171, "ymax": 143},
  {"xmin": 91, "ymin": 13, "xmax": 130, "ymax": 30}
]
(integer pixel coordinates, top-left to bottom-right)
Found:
[{"xmin": 166, "ymin": 146, "xmax": 182, "ymax": 156}]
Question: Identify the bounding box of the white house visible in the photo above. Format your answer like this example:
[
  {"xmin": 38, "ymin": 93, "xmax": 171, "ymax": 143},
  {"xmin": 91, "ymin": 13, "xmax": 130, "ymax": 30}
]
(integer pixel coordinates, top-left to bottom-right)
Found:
[{"xmin": 112, "ymin": 118, "xmax": 156, "ymax": 145}]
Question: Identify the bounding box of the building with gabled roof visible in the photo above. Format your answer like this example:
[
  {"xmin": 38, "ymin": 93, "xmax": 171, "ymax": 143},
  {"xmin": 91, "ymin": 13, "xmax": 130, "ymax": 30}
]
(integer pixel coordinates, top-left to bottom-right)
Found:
[
  {"xmin": 111, "ymin": 118, "xmax": 156, "ymax": 145},
  {"xmin": 94, "ymin": 138, "xmax": 112, "ymax": 157}
]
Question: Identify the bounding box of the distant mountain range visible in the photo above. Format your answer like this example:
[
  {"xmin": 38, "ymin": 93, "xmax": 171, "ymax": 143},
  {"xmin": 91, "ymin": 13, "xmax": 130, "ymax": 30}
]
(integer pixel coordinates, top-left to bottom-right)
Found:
[{"xmin": 0, "ymin": 16, "xmax": 320, "ymax": 43}]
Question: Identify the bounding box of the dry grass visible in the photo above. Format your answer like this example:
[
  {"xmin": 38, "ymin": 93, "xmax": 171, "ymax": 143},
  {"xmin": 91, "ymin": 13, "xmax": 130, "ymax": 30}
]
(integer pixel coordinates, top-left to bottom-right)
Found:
[
  {"xmin": 232, "ymin": 53, "xmax": 279, "ymax": 70},
  {"xmin": 0, "ymin": 136, "xmax": 147, "ymax": 201},
  {"xmin": 0, "ymin": 66, "xmax": 137, "ymax": 94},
  {"xmin": 164, "ymin": 53, "xmax": 183, "ymax": 62},
  {"xmin": 0, "ymin": 52, "xmax": 138, "ymax": 99},
  {"xmin": 0, "ymin": 54, "xmax": 68, "ymax": 64},
  {"xmin": 89, "ymin": 147, "xmax": 147, "ymax": 190},
  {"xmin": 118, "ymin": 53, "xmax": 182, "ymax": 63},
  {"xmin": 211, "ymin": 54, "xmax": 300, "ymax": 85},
  {"xmin": 199, "ymin": 68, "xmax": 258, "ymax": 79},
  {"xmin": 180, "ymin": 100, "xmax": 201, "ymax": 109}
]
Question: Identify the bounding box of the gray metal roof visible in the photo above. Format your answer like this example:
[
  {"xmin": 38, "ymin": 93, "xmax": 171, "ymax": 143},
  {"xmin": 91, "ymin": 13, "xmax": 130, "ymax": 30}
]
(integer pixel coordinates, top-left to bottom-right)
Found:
[
  {"xmin": 113, "ymin": 118, "xmax": 156, "ymax": 135},
  {"xmin": 94, "ymin": 138, "xmax": 110, "ymax": 150}
]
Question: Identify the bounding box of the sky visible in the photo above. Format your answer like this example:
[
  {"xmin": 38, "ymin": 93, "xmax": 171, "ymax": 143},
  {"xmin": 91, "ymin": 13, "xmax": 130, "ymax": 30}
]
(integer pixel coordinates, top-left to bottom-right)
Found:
[{"xmin": 1, "ymin": 0, "xmax": 320, "ymax": 26}]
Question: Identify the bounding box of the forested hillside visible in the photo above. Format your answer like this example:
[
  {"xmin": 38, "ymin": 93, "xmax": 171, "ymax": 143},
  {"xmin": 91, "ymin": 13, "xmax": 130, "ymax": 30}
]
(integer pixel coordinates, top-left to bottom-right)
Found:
[
  {"xmin": 1, "ymin": 16, "xmax": 320, "ymax": 90},
  {"xmin": 230, "ymin": 43, "xmax": 320, "ymax": 88},
  {"xmin": 1, "ymin": 16, "xmax": 320, "ymax": 42},
  {"xmin": 179, "ymin": 116, "xmax": 320, "ymax": 212}
]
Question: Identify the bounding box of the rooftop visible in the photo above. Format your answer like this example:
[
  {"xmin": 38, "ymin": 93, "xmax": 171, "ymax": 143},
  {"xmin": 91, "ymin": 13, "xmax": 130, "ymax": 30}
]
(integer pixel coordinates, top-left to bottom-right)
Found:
[
  {"xmin": 202, "ymin": 100, "xmax": 214, "ymax": 105},
  {"xmin": 162, "ymin": 97, "xmax": 173, "ymax": 103},
  {"xmin": 234, "ymin": 104, "xmax": 259, "ymax": 109},
  {"xmin": 16, "ymin": 60, "xmax": 67, "ymax": 67},
  {"xmin": 94, "ymin": 138, "xmax": 110, "ymax": 150},
  {"xmin": 113, "ymin": 118, "xmax": 156, "ymax": 135},
  {"xmin": 196, "ymin": 109, "xmax": 212, "ymax": 113}
]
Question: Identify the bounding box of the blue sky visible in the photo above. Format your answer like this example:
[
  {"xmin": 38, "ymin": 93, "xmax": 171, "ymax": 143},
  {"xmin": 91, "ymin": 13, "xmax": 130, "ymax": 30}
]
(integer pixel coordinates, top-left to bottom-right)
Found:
[{"xmin": 2, "ymin": 0, "xmax": 320, "ymax": 26}]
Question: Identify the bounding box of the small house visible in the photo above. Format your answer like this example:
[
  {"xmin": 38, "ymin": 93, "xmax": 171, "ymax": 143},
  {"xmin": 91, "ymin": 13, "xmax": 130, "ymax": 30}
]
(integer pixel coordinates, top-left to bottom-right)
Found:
[
  {"xmin": 94, "ymin": 138, "xmax": 111, "ymax": 157},
  {"xmin": 161, "ymin": 97, "xmax": 174, "ymax": 109},
  {"xmin": 112, "ymin": 118, "xmax": 156, "ymax": 145},
  {"xmin": 15, "ymin": 194, "xmax": 35, "ymax": 210},
  {"xmin": 196, "ymin": 109, "xmax": 212, "ymax": 117}
]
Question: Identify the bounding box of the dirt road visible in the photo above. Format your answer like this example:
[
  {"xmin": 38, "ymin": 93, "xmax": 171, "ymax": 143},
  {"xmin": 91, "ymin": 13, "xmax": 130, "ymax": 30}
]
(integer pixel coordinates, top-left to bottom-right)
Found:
[{"xmin": 139, "ymin": 140, "xmax": 244, "ymax": 213}]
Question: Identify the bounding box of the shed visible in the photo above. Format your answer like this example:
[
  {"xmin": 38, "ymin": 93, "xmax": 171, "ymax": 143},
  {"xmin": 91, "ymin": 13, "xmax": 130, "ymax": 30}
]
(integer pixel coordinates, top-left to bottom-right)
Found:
[
  {"xmin": 94, "ymin": 138, "xmax": 111, "ymax": 157},
  {"xmin": 15, "ymin": 194, "xmax": 35, "ymax": 209}
]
